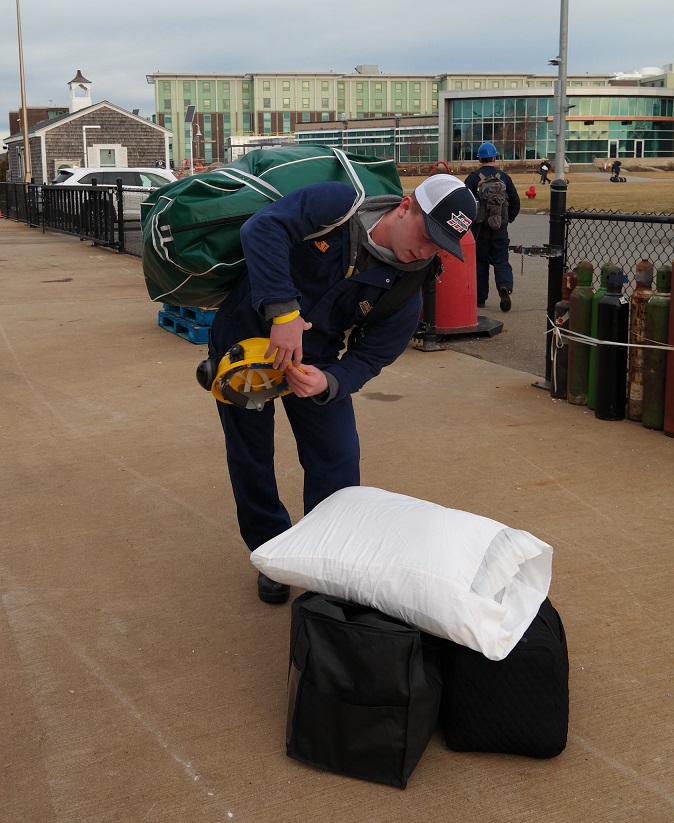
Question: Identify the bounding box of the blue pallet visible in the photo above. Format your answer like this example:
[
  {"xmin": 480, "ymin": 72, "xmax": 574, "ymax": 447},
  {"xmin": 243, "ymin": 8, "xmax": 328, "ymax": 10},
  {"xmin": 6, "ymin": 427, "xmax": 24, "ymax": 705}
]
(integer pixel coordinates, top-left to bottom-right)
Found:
[
  {"xmin": 162, "ymin": 303, "xmax": 217, "ymax": 326},
  {"xmin": 158, "ymin": 310, "xmax": 210, "ymax": 344}
]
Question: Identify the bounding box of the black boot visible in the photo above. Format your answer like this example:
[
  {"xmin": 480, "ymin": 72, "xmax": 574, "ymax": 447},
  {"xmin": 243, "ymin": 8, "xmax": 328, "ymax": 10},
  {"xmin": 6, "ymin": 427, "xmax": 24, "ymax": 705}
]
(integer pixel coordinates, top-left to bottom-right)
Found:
[
  {"xmin": 257, "ymin": 572, "xmax": 290, "ymax": 604},
  {"xmin": 499, "ymin": 286, "xmax": 512, "ymax": 312}
]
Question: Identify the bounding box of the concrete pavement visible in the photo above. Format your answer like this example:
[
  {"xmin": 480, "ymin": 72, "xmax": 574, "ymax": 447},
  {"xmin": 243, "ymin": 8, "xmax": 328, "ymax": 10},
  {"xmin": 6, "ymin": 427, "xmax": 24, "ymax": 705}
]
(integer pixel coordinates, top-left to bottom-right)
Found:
[
  {"xmin": 441, "ymin": 213, "xmax": 551, "ymax": 378},
  {"xmin": 1, "ymin": 219, "xmax": 673, "ymax": 823}
]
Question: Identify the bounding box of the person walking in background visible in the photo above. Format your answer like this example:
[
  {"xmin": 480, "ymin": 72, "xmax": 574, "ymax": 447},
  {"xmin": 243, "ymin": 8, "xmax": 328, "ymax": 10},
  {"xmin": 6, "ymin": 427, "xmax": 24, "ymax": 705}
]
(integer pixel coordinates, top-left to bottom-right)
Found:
[
  {"xmin": 538, "ymin": 158, "xmax": 551, "ymax": 184},
  {"xmin": 464, "ymin": 142, "xmax": 520, "ymax": 312}
]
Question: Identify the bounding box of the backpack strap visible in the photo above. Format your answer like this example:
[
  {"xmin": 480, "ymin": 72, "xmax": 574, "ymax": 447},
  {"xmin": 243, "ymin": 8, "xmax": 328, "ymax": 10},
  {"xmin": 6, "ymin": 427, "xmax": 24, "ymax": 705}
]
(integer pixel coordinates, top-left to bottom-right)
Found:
[{"xmin": 349, "ymin": 255, "xmax": 442, "ymax": 347}]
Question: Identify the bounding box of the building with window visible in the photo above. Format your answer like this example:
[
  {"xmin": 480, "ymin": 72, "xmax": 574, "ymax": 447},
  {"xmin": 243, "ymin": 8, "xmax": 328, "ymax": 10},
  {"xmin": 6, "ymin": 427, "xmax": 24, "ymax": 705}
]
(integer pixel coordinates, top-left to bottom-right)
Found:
[
  {"xmin": 146, "ymin": 66, "xmax": 674, "ymax": 169},
  {"xmin": 5, "ymin": 73, "xmax": 170, "ymax": 184},
  {"xmin": 8, "ymin": 106, "xmax": 69, "ymax": 136},
  {"xmin": 146, "ymin": 67, "xmax": 612, "ymax": 168},
  {"xmin": 439, "ymin": 85, "xmax": 674, "ymax": 165}
]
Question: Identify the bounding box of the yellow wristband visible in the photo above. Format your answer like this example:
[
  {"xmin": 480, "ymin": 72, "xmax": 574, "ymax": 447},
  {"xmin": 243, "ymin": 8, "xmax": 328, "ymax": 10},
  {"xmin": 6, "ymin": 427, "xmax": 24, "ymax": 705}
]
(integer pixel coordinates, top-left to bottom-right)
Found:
[{"xmin": 272, "ymin": 310, "xmax": 300, "ymax": 325}]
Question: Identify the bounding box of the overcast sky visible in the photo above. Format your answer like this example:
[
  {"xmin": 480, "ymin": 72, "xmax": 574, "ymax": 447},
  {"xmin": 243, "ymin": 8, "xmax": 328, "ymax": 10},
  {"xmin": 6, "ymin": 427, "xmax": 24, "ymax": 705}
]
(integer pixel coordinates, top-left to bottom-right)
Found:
[{"xmin": 1, "ymin": 0, "xmax": 672, "ymax": 145}]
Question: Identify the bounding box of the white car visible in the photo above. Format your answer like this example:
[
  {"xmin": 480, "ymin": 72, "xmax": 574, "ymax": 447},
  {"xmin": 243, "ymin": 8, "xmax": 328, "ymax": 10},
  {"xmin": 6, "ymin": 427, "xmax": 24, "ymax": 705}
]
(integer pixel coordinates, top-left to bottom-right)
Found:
[
  {"xmin": 52, "ymin": 167, "xmax": 177, "ymax": 188},
  {"xmin": 49, "ymin": 166, "xmax": 177, "ymax": 226}
]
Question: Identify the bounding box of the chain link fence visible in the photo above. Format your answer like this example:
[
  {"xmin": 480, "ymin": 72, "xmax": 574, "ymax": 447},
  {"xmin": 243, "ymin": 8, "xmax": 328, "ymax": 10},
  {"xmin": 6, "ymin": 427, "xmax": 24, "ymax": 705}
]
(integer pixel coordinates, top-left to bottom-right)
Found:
[
  {"xmin": 564, "ymin": 209, "xmax": 674, "ymax": 294},
  {"xmin": 529, "ymin": 182, "xmax": 674, "ymax": 382},
  {"xmin": 116, "ymin": 189, "xmax": 148, "ymax": 257}
]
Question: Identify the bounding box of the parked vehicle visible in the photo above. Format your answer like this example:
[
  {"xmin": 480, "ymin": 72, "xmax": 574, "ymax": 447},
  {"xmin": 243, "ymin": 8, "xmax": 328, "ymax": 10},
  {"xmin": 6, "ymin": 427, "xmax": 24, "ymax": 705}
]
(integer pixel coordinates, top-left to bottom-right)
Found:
[
  {"xmin": 49, "ymin": 167, "xmax": 177, "ymax": 228},
  {"xmin": 52, "ymin": 167, "xmax": 177, "ymax": 188}
]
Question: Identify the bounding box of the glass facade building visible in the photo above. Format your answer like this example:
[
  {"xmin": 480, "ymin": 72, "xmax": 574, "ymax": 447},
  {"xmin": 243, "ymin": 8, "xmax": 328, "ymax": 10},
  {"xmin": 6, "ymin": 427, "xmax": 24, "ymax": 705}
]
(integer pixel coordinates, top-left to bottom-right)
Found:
[
  {"xmin": 146, "ymin": 70, "xmax": 674, "ymax": 169},
  {"xmin": 441, "ymin": 88, "xmax": 674, "ymax": 164}
]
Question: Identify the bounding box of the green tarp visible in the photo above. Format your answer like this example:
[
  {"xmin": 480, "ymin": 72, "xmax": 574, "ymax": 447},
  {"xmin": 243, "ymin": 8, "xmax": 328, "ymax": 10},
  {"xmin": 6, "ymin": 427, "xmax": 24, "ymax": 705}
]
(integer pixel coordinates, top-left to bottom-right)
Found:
[{"xmin": 140, "ymin": 145, "xmax": 403, "ymax": 308}]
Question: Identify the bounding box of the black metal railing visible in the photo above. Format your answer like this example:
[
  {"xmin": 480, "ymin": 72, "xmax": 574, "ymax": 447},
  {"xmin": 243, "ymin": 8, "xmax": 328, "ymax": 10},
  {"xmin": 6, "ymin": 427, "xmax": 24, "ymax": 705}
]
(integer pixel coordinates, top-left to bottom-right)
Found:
[
  {"xmin": 41, "ymin": 184, "xmax": 118, "ymax": 246},
  {"xmin": 0, "ymin": 181, "xmax": 41, "ymax": 225},
  {"xmin": 0, "ymin": 180, "xmax": 157, "ymax": 254}
]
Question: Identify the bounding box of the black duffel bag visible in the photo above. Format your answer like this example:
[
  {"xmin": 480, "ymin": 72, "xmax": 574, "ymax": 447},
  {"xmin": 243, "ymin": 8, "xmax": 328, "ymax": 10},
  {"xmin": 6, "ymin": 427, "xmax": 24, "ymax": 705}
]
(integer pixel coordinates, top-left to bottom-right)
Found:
[
  {"xmin": 287, "ymin": 592, "xmax": 443, "ymax": 788},
  {"xmin": 440, "ymin": 597, "xmax": 569, "ymax": 759}
]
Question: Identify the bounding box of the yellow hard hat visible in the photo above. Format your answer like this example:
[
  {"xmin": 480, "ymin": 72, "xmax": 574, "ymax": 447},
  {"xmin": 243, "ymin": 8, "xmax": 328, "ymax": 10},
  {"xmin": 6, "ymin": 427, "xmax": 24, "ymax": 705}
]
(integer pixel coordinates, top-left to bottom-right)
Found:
[{"xmin": 197, "ymin": 338, "xmax": 291, "ymax": 411}]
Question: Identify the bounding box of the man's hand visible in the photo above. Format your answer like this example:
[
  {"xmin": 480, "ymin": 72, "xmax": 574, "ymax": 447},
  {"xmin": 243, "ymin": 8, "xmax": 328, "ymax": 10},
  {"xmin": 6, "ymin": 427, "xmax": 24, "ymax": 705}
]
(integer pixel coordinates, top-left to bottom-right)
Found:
[
  {"xmin": 267, "ymin": 315, "xmax": 312, "ymax": 370},
  {"xmin": 284, "ymin": 363, "xmax": 329, "ymax": 398}
]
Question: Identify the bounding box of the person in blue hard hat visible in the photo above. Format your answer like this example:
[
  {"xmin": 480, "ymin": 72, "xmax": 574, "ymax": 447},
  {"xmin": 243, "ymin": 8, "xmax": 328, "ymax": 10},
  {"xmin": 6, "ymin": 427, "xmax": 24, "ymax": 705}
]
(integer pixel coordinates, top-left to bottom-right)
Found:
[
  {"xmin": 208, "ymin": 175, "xmax": 477, "ymax": 604},
  {"xmin": 464, "ymin": 142, "xmax": 520, "ymax": 311}
]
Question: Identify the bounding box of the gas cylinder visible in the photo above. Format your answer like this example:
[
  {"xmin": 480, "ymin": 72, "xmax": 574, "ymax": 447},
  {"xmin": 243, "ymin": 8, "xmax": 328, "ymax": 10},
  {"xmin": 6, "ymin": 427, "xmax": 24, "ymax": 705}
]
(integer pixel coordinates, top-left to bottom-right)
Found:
[
  {"xmin": 626, "ymin": 260, "xmax": 654, "ymax": 421},
  {"xmin": 587, "ymin": 262, "xmax": 615, "ymax": 410},
  {"xmin": 595, "ymin": 269, "xmax": 629, "ymax": 421},
  {"xmin": 567, "ymin": 261, "xmax": 595, "ymax": 405},
  {"xmin": 641, "ymin": 265, "xmax": 672, "ymax": 431},
  {"xmin": 550, "ymin": 270, "xmax": 578, "ymax": 399},
  {"xmin": 664, "ymin": 262, "xmax": 674, "ymax": 437}
]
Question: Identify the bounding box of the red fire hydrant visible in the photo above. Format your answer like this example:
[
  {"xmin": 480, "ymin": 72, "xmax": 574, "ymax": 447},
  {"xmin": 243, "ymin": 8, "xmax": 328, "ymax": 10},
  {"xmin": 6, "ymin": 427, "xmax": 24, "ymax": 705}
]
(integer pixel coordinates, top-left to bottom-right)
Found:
[{"xmin": 526, "ymin": 185, "xmax": 537, "ymax": 199}]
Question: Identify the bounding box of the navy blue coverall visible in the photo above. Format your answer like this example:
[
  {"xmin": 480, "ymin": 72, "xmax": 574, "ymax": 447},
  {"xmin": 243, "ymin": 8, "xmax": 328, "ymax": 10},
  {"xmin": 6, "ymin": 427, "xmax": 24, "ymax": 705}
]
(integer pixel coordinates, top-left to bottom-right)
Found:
[
  {"xmin": 208, "ymin": 182, "xmax": 425, "ymax": 552},
  {"xmin": 464, "ymin": 167, "xmax": 520, "ymax": 305}
]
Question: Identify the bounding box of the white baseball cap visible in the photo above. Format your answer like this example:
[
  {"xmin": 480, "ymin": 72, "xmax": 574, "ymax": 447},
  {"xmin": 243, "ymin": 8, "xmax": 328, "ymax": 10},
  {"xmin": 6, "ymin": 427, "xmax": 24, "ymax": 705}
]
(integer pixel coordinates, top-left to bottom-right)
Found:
[{"xmin": 415, "ymin": 175, "xmax": 477, "ymax": 261}]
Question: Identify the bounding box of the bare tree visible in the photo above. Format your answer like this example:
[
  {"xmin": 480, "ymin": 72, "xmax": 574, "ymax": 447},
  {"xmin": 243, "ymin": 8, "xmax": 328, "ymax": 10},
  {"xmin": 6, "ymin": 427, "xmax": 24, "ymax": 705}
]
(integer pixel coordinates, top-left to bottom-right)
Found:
[{"xmin": 501, "ymin": 116, "xmax": 538, "ymax": 161}]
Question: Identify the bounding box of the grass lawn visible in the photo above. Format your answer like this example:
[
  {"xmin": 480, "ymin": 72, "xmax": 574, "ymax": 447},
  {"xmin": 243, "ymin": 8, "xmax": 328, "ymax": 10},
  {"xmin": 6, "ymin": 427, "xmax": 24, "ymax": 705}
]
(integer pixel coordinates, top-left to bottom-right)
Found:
[{"xmin": 401, "ymin": 171, "xmax": 674, "ymax": 214}]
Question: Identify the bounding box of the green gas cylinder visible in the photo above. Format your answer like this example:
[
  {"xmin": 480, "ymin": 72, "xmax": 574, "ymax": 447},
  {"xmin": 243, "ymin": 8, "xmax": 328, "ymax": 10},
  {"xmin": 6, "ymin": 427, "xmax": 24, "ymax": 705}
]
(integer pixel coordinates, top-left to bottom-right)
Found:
[
  {"xmin": 587, "ymin": 262, "xmax": 615, "ymax": 410},
  {"xmin": 664, "ymin": 262, "xmax": 674, "ymax": 437},
  {"xmin": 567, "ymin": 261, "xmax": 595, "ymax": 405},
  {"xmin": 627, "ymin": 260, "xmax": 654, "ymax": 422},
  {"xmin": 550, "ymin": 270, "xmax": 578, "ymax": 399},
  {"xmin": 642, "ymin": 266, "xmax": 672, "ymax": 431}
]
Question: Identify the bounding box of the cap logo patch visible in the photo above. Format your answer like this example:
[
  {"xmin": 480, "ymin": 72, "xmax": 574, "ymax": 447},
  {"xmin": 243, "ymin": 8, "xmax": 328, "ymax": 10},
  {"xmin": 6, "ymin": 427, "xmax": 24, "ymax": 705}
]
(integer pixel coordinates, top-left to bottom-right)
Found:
[{"xmin": 447, "ymin": 211, "xmax": 472, "ymax": 234}]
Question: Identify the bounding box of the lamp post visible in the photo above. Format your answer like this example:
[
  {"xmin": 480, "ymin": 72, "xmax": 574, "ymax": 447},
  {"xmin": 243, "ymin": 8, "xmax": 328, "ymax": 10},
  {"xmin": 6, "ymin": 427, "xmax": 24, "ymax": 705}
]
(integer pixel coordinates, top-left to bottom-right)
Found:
[
  {"xmin": 550, "ymin": 0, "xmax": 569, "ymax": 179},
  {"xmin": 190, "ymin": 123, "xmax": 202, "ymax": 175},
  {"xmin": 15, "ymin": 0, "xmax": 31, "ymax": 182},
  {"xmin": 541, "ymin": 0, "xmax": 570, "ymax": 389},
  {"xmin": 394, "ymin": 115, "xmax": 401, "ymax": 166},
  {"xmin": 82, "ymin": 125, "xmax": 101, "ymax": 167}
]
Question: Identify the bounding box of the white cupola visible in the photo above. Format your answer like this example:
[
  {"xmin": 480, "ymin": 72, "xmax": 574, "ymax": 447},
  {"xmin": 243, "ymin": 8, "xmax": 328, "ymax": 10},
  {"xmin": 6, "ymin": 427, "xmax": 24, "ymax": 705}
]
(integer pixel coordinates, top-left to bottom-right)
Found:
[{"xmin": 68, "ymin": 69, "xmax": 93, "ymax": 112}]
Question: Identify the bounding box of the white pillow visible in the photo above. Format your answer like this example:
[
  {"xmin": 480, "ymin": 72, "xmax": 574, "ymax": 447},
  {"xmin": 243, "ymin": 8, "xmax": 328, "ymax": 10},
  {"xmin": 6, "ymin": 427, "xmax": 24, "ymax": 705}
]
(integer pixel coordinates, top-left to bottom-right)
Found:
[{"xmin": 251, "ymin": 486, "xmax": 552, "ymax": 660}]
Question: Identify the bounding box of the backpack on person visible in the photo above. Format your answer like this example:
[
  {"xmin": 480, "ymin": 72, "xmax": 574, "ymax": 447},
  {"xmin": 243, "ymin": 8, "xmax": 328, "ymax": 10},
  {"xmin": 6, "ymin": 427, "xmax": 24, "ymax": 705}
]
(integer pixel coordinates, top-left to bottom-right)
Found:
[
  {"xmin": 475, "ymin": 172, "xmax": 508, "ymax": 230},
  {"xmin": 140, "ymin": 145, "xmax": 403, "ymax": 308}
]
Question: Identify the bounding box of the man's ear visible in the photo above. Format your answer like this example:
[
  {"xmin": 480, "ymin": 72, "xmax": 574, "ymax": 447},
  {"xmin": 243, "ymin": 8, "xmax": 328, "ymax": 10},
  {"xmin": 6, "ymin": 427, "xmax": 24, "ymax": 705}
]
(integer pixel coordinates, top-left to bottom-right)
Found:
[{"xmin": 398, "ymin": 195, "xmax": 413, "ymax": 216}]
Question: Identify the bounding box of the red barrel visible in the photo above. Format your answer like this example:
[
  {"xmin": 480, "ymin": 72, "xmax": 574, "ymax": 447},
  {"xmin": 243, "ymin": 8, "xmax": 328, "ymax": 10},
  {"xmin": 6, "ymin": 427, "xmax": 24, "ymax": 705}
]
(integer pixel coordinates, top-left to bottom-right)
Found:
[{"xmin": 434, "ymin": 232, "xmax": 478, "ymax": 332}]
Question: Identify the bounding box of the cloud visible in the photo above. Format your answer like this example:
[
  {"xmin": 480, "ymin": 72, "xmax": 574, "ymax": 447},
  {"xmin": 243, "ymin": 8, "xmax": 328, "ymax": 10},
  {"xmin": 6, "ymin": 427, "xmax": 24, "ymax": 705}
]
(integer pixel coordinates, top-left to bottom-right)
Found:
[{"xmin": 2, "ymin": 0, "xmax": 672, "ymax": 144}]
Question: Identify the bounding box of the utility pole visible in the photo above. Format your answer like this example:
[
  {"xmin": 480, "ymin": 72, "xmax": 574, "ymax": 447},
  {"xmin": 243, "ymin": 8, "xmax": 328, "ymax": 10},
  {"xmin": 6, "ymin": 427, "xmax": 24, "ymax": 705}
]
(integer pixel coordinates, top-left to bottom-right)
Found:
[
  {"xmin": 552, "ymin": 0, "xmax": 569, "ymax": 179},
  {"xmin": 15, "ymin": 0, "xmax": 31, "ymax": 182},
  {"xmin": 541, "ymin": 0, "xmax": 570, "ymax": 389}
]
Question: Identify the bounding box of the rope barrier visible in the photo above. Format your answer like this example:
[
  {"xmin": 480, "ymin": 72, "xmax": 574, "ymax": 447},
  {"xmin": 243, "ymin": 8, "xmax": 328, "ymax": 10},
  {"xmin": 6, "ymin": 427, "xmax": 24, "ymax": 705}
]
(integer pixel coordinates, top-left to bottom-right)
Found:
[
  {"xmin": 547, "ymin": 319, "xmax": 674, "ymax": 352},
  {"xmin": 547, "ymin": 318, "xmax": 674, "ymax": 395}
]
